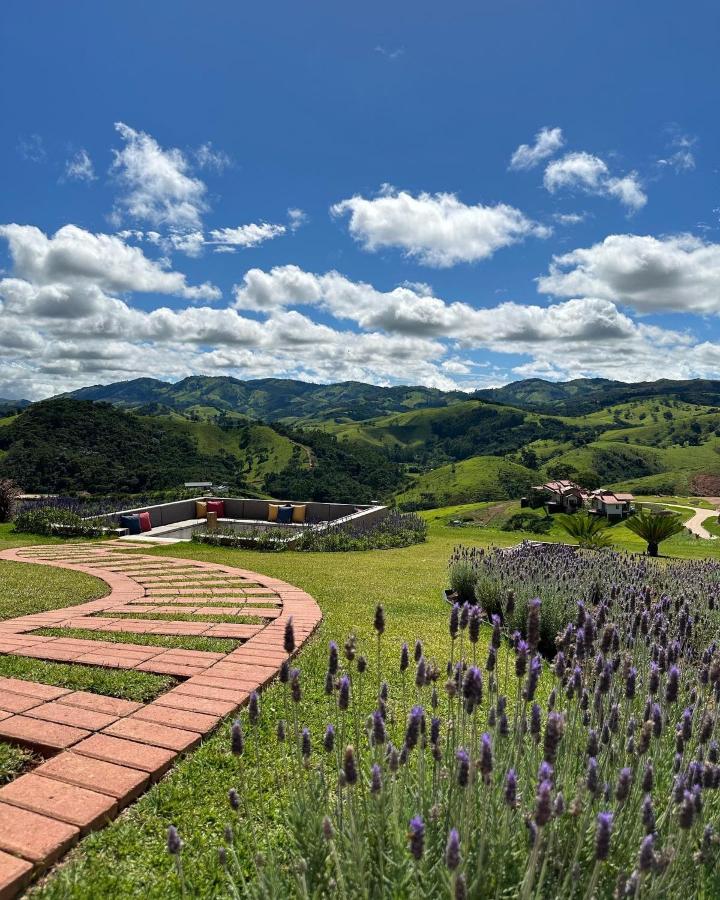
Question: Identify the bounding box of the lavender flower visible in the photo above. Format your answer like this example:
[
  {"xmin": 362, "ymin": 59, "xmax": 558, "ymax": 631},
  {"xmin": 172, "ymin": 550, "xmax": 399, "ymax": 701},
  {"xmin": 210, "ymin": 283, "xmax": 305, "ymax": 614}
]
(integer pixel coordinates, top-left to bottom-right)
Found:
[
  {"xmin": 370, "ymin": 763, "xmax": 382, "ymax": 795},
  {"xmin": 479, "ymin": 732, "xmax": 493, "ymax": 782},
  {"xmin": 641, "ymin": 795, "xmax": 655, "ymax": 834},
  {"xmin": 248, "ymin": 691, "xmax": 260, "ymax": 726},
  {"xmin": 408, "ymin": 816, "xmax": 425, "ymax": 860},
  {"xmin": 323, "ymin": 723, "xmax": 335, "ymax": 753},
  {"xmin": 283, "ymin": 617, "xmax": 295, "ymax": 654},
  {"xmin": 462, "ymin": 665, "xmax": 483, "ymax": 712},
  {"xmin": 666, "ymin": 665, "xmax": 680, "ymax": 702},
  {"xmin": 167, "ymin": 825, "xmax": 182, "ymax": 855},
  {"xmin": 616, "ymin": 768, "xmax": 632, "ymax": 803},
  {"xmin": 343, "ymin": 745, "xmax": 358, "ymax": 785},
  {"xmin": 405, "ymin": 705, "xmax": 424, "ymax": 751},
  {"xmin": 301, "ymin": 727, "xmax": 311, "ymax": 758},
  {"xmin": 445, "ymin": 828, "xmax": 461, "ymax": 870},
  {"xmin": 231, "ymin": 720, "xmax": 244, "ymax": 756},
  {"xmin": 638, "ymin": 834, "xmax": 655, "ymax": 873},
  {"xmin": 372, "ymin": 710, "xmax": 386, "ymax": 745},
  {"xmin": 527, "ymin": 597, "xmax": 541, "ymax": 652},
  {"xmin": 449, "ymin": 604, "xmax": 459, "ymax": 640},
  {"xmin": 595, "ymin": 812, "xmax": 613, "ymax": 861},
  {"xmin": 535, "ymin": 780, "xmax": 552, "ymax": 826},
  {"xmin": 400, "ymin": 642, "xmax": 409, "ymax": 672},
  {"xmin": 373, "ymin": 604, "xmax": 385, "ymax": 635},
  {"xmin": 328, "ymin": 641, "xmax": 339, "ymax": 675},
  {"xmin": 338, "ymin": 675, "xmax": 350, "ymax": 710},
  {"xmin": 456, "ymin": 748, "xmax": 470, "ymax": 788},
  {"xmin": 468, "ymin": 606, "xmax": 481, "ymax": 644},
  {"xmin": 504, "ymin": 768, "xmax": 517, "ymax": 807}
]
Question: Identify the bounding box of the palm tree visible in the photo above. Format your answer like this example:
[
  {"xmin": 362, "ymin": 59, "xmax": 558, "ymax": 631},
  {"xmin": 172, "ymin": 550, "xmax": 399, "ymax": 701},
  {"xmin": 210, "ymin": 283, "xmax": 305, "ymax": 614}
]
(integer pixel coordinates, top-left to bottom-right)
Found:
[
  {"xmin": 624, "ymin": 509, "xmax": 684, "ymax": 557},
  {"xmin": 556, "ymin": 513, "xmax": 613, "ymax": 550}
]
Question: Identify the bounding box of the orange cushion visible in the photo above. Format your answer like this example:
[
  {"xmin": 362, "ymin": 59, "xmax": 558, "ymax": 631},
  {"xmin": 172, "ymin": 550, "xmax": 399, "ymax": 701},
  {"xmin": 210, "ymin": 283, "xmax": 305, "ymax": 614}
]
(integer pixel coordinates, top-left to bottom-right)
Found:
[{"xmin": 138, "ymin": 511, "xmax": 152, "ymax": 533}]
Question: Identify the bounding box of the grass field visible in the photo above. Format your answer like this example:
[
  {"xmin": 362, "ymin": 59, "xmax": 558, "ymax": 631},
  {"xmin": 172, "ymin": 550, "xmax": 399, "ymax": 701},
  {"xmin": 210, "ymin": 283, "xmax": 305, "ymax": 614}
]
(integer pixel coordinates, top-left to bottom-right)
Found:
[{"xmin": 0, "ymin": 504, "xmax": 716, "ymax": 896}]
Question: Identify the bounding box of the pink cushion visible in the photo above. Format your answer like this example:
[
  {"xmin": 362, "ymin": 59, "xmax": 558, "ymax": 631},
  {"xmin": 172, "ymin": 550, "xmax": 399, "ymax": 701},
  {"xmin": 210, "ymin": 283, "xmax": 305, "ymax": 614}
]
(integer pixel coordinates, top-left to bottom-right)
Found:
[
  {"xmin": 138, "ymin": 511, "xmax": 152, "ymax": 533},
  {"xmin": 206, "ymin": 500, "xmax": 225, "ymax": 517}
]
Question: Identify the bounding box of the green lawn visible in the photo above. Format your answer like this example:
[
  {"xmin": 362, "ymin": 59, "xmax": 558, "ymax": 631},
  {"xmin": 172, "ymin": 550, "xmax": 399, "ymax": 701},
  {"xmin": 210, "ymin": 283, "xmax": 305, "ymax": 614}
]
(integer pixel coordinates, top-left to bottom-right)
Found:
[
  {"xmin": 33, "ymin": 628, "xmax": 240, "ymax": 654},
  {"xmin": 0, "ymin": 559, "xmax": 107, "ymax": 619},
  {"xmin": 0, "ymin": 511, "xmax": 715, "ymax": 896}
]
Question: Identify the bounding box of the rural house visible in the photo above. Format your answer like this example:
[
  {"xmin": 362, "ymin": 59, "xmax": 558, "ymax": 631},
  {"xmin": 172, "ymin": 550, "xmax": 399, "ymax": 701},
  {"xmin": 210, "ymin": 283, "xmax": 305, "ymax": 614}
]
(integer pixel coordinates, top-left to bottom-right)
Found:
[{"xmin": 588, "ymin": 490, "xmax": 635, "ymax": 519}]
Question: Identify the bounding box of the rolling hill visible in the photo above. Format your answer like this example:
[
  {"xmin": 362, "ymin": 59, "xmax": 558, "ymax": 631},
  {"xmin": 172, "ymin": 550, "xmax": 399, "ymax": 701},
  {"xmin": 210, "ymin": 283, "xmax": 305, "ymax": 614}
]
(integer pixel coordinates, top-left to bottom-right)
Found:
[{"xmin": 64, "ymin": 376, "xmax": 466, "ymax": 423}]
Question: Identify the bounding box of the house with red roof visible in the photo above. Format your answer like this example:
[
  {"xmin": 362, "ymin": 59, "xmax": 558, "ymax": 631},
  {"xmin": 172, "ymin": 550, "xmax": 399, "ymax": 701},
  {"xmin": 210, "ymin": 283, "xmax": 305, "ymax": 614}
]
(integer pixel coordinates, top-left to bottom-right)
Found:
[{"xmin": 588, "ymin": 489, "xmax": 635, "ymax": 519}]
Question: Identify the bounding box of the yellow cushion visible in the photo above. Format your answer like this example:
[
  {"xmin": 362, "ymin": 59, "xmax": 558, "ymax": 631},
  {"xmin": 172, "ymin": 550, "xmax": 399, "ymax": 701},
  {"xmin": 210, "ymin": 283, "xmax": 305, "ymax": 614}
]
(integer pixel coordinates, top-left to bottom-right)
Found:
[
  {"xmin": 195, "ymin": 501, "xmax": 207, "ymax": 519},
  {"xmin": 291, "ymin": 504, "xmax": 306, "ymax": 523},
  {"xmin": 268, "ymin": 503, "xmax": 280, "ymax": 522}
]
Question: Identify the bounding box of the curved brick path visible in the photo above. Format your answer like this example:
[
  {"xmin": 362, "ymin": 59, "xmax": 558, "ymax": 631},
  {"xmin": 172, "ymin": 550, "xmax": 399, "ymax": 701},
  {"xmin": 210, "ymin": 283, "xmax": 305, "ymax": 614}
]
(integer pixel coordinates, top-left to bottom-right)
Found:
[{"xmin": 0, "ymin": 542, "xmax": 321, "ymax": 897}]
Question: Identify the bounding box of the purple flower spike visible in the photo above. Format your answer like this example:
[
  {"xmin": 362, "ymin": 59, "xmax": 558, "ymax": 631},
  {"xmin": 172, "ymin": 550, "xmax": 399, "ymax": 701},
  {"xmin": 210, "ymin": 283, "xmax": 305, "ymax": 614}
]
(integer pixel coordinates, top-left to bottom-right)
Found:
[
  {"xmin": 370, "ymin": 763, "xmax": 382, "ymax": 795},
  {"xmin": 456, "ymin": 748, "xmax": 470, "ymax": 788},
  {"xmin": 167, "ymin": 825, "xmax": 182, "ymax": 855},
  {"xmin": 283, "ymin": 616, "xmax": 295, "ymax": 654},
  {"xmin": 479, "ymin": 732, "xmax": 493, "ymax": 781},
  {"xmin": 328, "ymin": 641, "xmax": 339, "ymax": 675},
  {"xmin": 301, "ymin": 727, "xmax": 311, "ymax": 758},
  {"xmin": 248, "ymin": 691, "xmax": 259, "ymax": 726},
  {"xmin": 504, "ymin": 768, "xmax": 517, "ymax": 807},
  {"xmin": 595, "ymin": 812, "xmax": 613, "ymax": 861},
  {"xmin": 374, "ymin": 604, "xmax": 385, "ymax": 636},
  {"xmin": 338, "ymin": 675, "xmax": 350, "ymax": 711},
  {"xmin": 343, "ymin": 745, "xmax": 358, "ymax": 785},
  {"xmin": 372, "ymin": 710, "xmax": 386, "ymax": 745},
  {"xmin": 535, "ymin": 779, "xmax": 552, "ymax": 827},
  {"xmin": 445, "ymin": 828, "xmax": 461, "ymax": 870},
  {"xmin": 408, "ymin": 816, "xmax": 425, "ymax": 860},
  {"xmin": 323, "ymin": 723, "xmax": 335, "ymax": 753},
  {"xmin": 450, "ymin": 604, "xmax": 460, "ymax": 640},
  {"xmin": 666, "ymin": 665, "xmax": 680, "ymax": 703},
  {"xmin": 231, "ymin": 720, "xmax": 244, "ymax": 756},
  {"xmin": 400, "ymin": 642, "xmax": 409, "ymax": 672}
]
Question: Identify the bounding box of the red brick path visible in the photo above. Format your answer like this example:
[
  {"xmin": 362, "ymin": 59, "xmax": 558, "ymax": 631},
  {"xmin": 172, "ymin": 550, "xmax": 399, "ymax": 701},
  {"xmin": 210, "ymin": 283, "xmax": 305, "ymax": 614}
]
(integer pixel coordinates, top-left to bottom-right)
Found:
[{"xmin": 0, "ymin": 543, "xmax": 321, "ymax": 897}]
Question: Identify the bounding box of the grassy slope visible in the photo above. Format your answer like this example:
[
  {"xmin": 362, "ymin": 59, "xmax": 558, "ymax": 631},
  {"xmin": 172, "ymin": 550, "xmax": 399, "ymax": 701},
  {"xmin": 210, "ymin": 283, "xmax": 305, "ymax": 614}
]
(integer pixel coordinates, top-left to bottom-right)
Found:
[{"xmin": 395, "ymin": 455, "xmax": 536, "ymax": 507}]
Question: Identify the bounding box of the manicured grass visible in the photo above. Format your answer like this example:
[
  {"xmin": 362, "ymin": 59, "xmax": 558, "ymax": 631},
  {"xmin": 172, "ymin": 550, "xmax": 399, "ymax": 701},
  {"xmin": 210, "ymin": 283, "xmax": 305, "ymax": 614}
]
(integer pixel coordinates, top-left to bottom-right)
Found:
[
  {"xmin": 33, "ymin": 628, "xmax": 241, "ymax": 654},
  {"xmin": 0, "ymin": 742, "xmax": 34, "ymax": 784},
  {"xmin": 0, "ymin": 560, "xmax": 107, "ymax": 620},
  {"xmin": 0, "ymin": 656, "xmax": 174, "ymax": 702}
]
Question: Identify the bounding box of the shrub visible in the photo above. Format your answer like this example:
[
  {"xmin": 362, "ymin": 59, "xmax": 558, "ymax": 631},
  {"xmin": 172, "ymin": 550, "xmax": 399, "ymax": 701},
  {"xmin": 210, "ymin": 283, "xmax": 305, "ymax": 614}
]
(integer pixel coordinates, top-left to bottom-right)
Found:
[
  {"xmin": 0, "ymin": 479, "xmax": 21, "ymax": 523},
  {"xmin": 447, "ymin": 559, "xmax": 477, "ymax": 604},
  {"xmin": 171, "ymin": 556, "xmax": 720, "ymax": 898},
  {"xmin": 501, "ymin": 511, "xmax": 553, "ymax": 535},
  {"xmin": 192, "ymin": 511, "xmax": 427, "ymax": 553},
  {"xmin": 12, "ymin": 506, "xmax": 102, "ymax": 537}
]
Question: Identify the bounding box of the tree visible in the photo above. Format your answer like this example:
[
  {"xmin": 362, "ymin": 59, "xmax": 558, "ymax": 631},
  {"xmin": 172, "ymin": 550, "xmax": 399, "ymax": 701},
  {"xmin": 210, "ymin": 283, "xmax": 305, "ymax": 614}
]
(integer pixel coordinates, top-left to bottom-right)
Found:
[
  {"xmin": 624, "ymin": 509, "xmax": 684, "ymax": 557},
  {"xmin": 555, "ymin": 514, "xmax": 613, "ymax": 550}
]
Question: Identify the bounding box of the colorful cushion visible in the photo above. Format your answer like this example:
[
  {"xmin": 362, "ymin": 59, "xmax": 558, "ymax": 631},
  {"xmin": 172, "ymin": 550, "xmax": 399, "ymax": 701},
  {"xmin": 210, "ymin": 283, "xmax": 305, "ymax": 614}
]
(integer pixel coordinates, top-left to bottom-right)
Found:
[
  {"xmin": 138, "ymin": 511, "xmax": 152, "ymax": 533},
  {"xmin": 291, "ymin": 504, "xmax": 306, "ymax": 524},
  {"xmin": 268, "ymin": 503, "xmax": 280, "ymax": 522},
  {"xmin": 195, "ymin": 501, "xmax": 208, "ymax": 519},
  {"xmin": 118, "ymin": 514, "xmax": 141, "ymax": 535},
  {"xmin": 277, "ymin": 505, "xmax": 293, "ymax": 524},
  {"xmin": 206, "ymin": 500, "xmax": 225, "ymax": 518}
]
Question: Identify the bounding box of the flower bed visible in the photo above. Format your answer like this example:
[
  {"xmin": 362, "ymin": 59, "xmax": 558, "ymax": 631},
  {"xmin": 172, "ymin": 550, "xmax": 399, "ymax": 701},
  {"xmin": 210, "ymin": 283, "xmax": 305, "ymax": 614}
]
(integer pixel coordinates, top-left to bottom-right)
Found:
[{"xmin": 166, "ymin": 544, "xmax": 720, "ymax": 898}]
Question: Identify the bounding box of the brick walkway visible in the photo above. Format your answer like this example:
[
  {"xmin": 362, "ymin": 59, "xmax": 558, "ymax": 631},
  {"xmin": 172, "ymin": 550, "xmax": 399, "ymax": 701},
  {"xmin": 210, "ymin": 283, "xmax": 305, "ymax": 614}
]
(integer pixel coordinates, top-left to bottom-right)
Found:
[{"xmin": 0, "ymin": 543, "xmax": 321, "ymax": 897}]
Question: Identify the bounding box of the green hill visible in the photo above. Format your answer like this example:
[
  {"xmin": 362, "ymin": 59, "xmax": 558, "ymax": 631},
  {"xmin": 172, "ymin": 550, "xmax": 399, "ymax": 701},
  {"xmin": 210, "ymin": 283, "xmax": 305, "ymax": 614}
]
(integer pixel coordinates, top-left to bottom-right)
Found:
[
  {"xmin": 64, "ymin": 376, "xmax": 466, "ymax": 423},
  {"xmin": 395, "ymin": 456, "xmax": 536, "ymax": 509}
]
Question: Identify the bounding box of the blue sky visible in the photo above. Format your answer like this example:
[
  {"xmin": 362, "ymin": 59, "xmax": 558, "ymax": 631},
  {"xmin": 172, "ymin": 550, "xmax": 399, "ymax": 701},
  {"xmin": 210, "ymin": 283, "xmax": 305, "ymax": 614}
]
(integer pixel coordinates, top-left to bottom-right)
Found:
[{"xmin": 1, "ymin": 0, "xmax": 719, "ymax": 399}]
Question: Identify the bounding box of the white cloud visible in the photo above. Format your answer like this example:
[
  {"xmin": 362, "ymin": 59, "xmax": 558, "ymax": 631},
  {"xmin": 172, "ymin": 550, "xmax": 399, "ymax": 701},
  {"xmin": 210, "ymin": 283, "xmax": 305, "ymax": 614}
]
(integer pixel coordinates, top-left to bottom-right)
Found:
[
  {"xmin": 658, "ymin": 132, "xmax": 696, "ymax": 172},
  {"xmin": 287, "ymin": 208, "xmax": 308, "ymax": 231},
  {"xmin": 509, "ymin": 126, "xmax": 564, "ymax": 171},
  {"xmin": 64, "ymin": 149, "xmax": 96, "ymax": 182},
  {"xmin": 17, "ymin": 134, "xmax": 46, "ymax": 163},
  {"xmin": 331, "ymin": 186, "xmax": 550, "ymax": 267},
  {"xmin": 111, "ymin": 122, "xmax": 208, "ymax": 230},
  {"xmin": 0, "ymin": 224, "xmax": 219, "ymax": 302},
  {"xmin": 538, "ymin": 233, "xmax": 720, "ymax": 315},
  {"xmin": 208, "ymin": 223, "xmax": 286, "ymax": 250},
  {"xmin": 543, "ymin": 152, "xmax": 647, "ymax": 212},
  {"xmin": 553, "ymin": 212, "xmax": 586, "ymax": 225},
  {"xmin": 195, "ymin": 142, "xmax": 232, "ymax": 172}
]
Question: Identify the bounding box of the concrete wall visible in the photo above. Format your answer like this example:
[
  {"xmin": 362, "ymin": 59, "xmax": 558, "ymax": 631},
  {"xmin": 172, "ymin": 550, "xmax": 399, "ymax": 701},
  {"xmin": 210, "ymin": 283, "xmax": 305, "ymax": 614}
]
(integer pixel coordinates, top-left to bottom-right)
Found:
[{"xmin": 89, "ymin": 497, "xmax": 387, "ymax": 530}]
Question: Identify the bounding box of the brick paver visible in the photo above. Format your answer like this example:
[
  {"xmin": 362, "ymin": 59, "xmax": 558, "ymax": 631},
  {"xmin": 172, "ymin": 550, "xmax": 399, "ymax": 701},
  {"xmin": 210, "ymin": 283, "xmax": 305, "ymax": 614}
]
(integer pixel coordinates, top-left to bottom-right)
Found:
[{"xmin": 0, "ymin": 542, "xmax": 322, "ymax": 895}]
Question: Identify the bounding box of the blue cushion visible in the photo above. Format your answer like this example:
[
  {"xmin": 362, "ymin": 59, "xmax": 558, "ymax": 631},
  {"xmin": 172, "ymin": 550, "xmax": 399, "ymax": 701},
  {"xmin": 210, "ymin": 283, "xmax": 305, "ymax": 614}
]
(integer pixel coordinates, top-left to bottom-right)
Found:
[
  {"xmin": 277, "ymin": 505, "xmax": 293, "ymax": 524},
  {"xmin": 119, "ymin": 514, "xmax": 142, "ymax": 535}
]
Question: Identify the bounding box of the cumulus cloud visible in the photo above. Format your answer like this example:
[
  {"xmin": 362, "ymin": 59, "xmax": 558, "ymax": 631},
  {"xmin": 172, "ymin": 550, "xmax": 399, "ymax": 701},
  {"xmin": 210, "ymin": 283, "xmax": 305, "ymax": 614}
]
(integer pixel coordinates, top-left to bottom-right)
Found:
[
  {"xmin": 111, "ymin": 122, "xmax": 208, "ymax": 230},
  {"xmin": 331, "ymin": 186, "xmax": 550, "ymax": 267},
  {"xmin": 0, "ymin": 224, "xmax": 220, "ymax": 302},
  {"xmin": 63, "ymin": 149, "xmax": 96, "ymax": 182},
  {"xmin": 538, "ymin": 233, "xmax": 720, "ymax": 315},
  {"xmin": 543, "ymin": 152, "xmax": 647, "ymax": 212},
  {"xmin": 509, "ymin": 126, "xmax": 564, "ymax": 170}
]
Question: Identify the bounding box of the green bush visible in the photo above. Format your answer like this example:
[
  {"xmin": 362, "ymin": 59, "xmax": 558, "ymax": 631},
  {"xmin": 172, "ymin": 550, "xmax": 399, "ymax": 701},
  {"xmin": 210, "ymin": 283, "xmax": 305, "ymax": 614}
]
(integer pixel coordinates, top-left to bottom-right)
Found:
[
  {"xmin": 447, "ymin": 559, "xmax": 477, "ymax": 603},
  {"xmin": 501, "ymin": 511, "xmax": 553, "ymax": 534},
  {"xmin": 13, "ymin": 506, "xmax": 102, "ymax": 537}
]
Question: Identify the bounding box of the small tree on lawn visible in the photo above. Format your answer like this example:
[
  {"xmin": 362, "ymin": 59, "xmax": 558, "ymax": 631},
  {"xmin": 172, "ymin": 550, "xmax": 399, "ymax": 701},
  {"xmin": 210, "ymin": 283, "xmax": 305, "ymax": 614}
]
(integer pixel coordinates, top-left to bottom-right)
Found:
[
  {"xmin": 624, "ymin": 508, "xmax": 684, "ymax": 557},
  {"xmin": 0, "ymin": 479, "xmax": 22, "ymax": 523},
  {"xmin": 556, "ymin": 513, "xmax": 613, "ymax": 550}
]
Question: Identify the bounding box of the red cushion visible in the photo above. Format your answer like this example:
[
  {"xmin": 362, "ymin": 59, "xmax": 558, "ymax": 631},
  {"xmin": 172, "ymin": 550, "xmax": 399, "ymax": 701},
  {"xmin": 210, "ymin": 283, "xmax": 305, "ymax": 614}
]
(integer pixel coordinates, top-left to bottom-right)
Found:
[
  {"xmin": 138, "ymin": 511, "xmax": 152, "ymax": 533},
  {"xmin": 206, "ymin": 500, "xmax": 225, "ymax": 517}
]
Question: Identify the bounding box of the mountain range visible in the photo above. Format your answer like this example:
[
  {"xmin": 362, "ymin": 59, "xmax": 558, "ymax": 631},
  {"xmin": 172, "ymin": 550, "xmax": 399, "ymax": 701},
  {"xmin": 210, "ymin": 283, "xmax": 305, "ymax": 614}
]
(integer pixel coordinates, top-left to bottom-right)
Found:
[{"xmin": 3, "ymin": 375, "xmax": 720, "ymax": 507}]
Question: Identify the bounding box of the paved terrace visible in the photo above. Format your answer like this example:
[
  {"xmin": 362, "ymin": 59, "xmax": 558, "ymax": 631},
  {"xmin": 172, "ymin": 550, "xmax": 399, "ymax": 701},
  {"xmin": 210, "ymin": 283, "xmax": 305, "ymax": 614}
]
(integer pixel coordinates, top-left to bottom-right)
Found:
[{"xmin": 0, "ymin": 542, "xmax": 321, "ymax": 897}]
